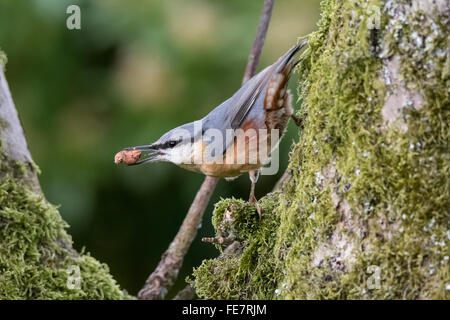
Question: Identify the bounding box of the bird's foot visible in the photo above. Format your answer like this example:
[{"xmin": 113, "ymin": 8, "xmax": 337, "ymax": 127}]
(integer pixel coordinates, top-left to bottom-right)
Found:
[
  {"xmin": 248, "ymin": 169, "xmax": 262, "ymax": 219},
  {"xmin": 291, "ymin": 115, "xmax": 304, "ymax": 128},
  {"xmin": 249, "ymin": 194, "xmax": 263, "ymax": 220}
]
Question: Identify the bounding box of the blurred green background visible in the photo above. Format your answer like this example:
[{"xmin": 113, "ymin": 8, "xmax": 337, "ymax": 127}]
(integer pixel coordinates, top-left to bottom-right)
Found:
[{"xmin": 0, "ymin": 0, "xmax": 319, "ymax": 296}]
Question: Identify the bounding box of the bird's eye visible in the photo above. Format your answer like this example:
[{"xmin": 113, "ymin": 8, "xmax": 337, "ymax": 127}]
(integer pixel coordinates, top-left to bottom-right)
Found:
[{"xmin": 168, "ymin": 140, "xmax": 178, "ymax": 148}]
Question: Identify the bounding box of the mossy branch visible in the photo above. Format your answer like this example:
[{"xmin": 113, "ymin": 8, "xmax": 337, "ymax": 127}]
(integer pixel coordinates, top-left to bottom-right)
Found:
[{"xmin": 0, "ymin": 63, "xmax": 130, "ymax": 299}]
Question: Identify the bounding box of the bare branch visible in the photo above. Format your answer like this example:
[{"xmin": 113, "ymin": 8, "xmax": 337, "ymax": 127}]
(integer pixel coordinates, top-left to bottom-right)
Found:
[
  {"xmin": 242, "ymin": 0, "xmax": 274, "ymax": 84},
  {"xmin": 137, "ymin": 0, "xmax": 275, "ymax": 300},
  {"xmin": 138, "ymin": 176, "xmax": 218, "ymax": 300}
]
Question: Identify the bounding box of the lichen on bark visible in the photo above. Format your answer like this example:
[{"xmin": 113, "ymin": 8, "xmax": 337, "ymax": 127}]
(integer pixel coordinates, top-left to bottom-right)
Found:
[{"xmin": 190, "ymin": 0, "xmax": 449, "ymax": 299}]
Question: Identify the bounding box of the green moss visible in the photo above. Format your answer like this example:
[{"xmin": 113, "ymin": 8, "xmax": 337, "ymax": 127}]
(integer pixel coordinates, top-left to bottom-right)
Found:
[
  {"xmin": 0, "ymin": 148, "xmax": 132, "ymax": 299},
  {"xmin": 191, "ymin": 0, "xmax": 449, "ymax": 299},
  {"xmin": 189, "ymin": 194, "xmax": 281, "ymax": 299}
]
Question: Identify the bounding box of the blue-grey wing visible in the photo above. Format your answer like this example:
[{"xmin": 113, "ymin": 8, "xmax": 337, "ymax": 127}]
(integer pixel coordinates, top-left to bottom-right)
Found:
[
  {"xmin": 200, "ymin": 65, "xmax": 275, "ymax": 158},
  {"xmin": 202, "ymin": 42, "xmax": 306, "ymax": 155},
  {"xmin": 228, "ymin": 42, "xmax": 306, "ymax": 130}
]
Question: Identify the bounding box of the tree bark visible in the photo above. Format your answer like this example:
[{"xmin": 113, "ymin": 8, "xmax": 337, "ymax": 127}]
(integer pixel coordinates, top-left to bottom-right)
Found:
[
  {"xmin": 0, "ymin": 65, "xmax": 41, "ymax": 193},
  {"xmin": 189, "ymin": 0, "xmax": 450, "ymax": 299}
]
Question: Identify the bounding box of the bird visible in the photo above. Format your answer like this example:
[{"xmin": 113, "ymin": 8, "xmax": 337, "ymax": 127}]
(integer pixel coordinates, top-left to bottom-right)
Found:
[{"xmin": 117, "ymin": 41, "xmax": 306, "ymax": 218}]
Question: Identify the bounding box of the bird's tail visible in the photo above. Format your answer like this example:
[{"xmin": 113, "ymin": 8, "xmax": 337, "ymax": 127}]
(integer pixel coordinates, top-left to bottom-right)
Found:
[
  {"xmin": 263, "ymin": 40, "xmax": 307, "ymax": 113},
  {"xmin": 275, "ymin": 39, "xmax": 307, "ymax": 73}
]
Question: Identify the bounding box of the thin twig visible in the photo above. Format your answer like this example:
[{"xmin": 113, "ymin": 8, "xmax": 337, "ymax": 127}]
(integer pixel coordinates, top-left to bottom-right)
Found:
[
  {"xmin": 242, "ymin": 0, "xmax": 274, "ymax": 84},
  {"xmin": 138, "ymin": 0, "xmax": 275, "ymax": 300},
  {"xmin": 201, "ymin": 235, "xmax": 236, "ymax": 246}
]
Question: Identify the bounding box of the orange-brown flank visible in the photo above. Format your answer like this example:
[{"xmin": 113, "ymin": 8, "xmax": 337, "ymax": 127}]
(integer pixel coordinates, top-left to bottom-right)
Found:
[{"xmin": 185, "ymin": 118, "xmax": 271, "ymax": 178}]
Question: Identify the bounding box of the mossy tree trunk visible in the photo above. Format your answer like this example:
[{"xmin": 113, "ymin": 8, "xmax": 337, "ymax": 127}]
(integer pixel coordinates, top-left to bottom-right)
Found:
[
  {"xmin": 0, "ymin": 60, "xmax": 130, "ymax": 299},
  {"xmin": 190, "ymin": 0, "xmax": 449, "ymax": 299}
]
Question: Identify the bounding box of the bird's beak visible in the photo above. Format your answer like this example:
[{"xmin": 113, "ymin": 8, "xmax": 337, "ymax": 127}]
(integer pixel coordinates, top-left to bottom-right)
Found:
[
  {"xmin": 125, "ymin": 144, "xmax": 161, "ymax": 165},
  {"xmin": 127, "ymin": 144, "xmax": 155, "ymax": 151}
]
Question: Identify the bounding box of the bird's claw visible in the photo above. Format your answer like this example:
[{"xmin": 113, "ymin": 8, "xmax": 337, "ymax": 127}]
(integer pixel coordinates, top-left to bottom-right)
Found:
[
  {"xmin": 291, "ymin": 115, "xmax": 304, "ymax": 128},
  {"xmin": 249, "ymin": 194, "xmax": 263, "ymax": 220}
]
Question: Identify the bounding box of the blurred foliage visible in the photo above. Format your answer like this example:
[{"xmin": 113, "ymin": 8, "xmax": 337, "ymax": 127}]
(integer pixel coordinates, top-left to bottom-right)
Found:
[{"xmin": 0, "ymin": 0, "xmax": 319, "ymax": 296}]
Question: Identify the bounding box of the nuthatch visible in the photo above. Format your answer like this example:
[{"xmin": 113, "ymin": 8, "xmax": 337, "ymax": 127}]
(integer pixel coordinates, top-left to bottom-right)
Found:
[{"xmin": 118, "ymin": 41, "xmax": 306, "ymax": 217}]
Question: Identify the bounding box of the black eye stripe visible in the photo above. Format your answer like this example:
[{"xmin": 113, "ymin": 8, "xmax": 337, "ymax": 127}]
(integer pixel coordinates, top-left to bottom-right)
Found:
[
  {"xmin": 164, "ymin": 139, "xmax": 182, "ymax": 149},
  {"xmin": 154, "ymin": 139, "xmax": 183, "ymax": 150}
]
